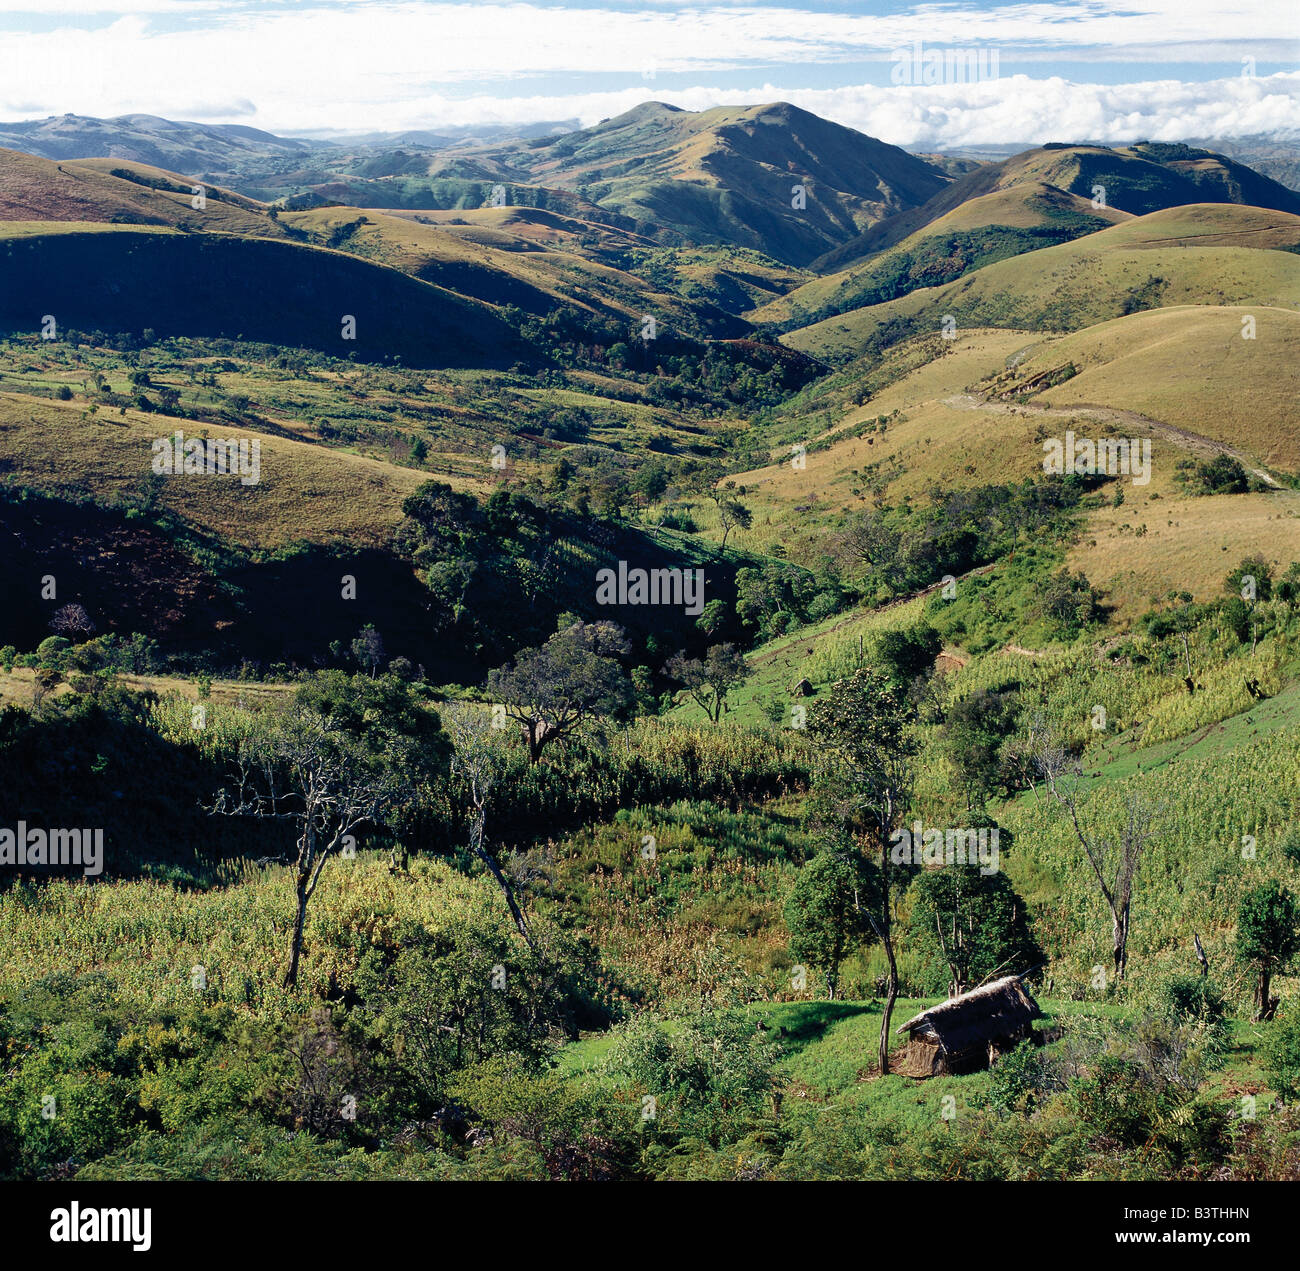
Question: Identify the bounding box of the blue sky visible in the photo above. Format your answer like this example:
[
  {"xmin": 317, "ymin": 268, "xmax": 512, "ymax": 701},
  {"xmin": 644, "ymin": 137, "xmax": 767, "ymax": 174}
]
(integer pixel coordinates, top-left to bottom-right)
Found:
[{"xmin": 0, "ymin": 1, "xmax": 1295, "ymax": 146}]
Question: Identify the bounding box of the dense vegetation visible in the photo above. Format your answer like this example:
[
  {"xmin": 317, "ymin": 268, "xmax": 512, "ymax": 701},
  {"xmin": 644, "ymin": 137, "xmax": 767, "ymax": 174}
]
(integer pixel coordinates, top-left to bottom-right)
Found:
[{"xmin": 2, "ymin": 109, "xmax": 1300, "ymax": 1184}]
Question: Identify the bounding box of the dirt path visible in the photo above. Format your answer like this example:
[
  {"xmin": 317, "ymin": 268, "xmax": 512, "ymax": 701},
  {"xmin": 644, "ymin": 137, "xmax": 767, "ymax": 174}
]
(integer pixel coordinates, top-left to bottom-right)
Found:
[
  {"xmin": 944, "ymin": 391, "xmax": 1280, "ymax": 488},
  {"xmin": 1003, "ymin": 643, "xmax": 1049, "ymax": 659}
]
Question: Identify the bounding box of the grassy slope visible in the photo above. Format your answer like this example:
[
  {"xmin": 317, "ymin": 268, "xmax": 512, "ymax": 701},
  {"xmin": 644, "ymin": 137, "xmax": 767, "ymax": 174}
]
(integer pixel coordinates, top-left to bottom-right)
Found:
[
  {"xmin": 783, "ymin": 204, "xmax": 1300, "ymax": 362},
  {"xmin": 0, "ymin": 224, "xmax": 519, "ymax": 367},
  {"xmin": 751, "ymin": 182, "xmax": 1131, "ymax": 327},
  {"xmin": 0, "ymin": 391, "xmax": 426, "ymax": 550},
  {"xmin": 810, "ymin": 142, "xmax": 1300, "ymax": 274},
  {"xmin": 1005, "ymin": 304, "xmax": 1300, "ymax": 473},
  {"xmin": 0, "ymin": 149, "xmax": 285, "ymax": 237},
  {"xmin": 278, "ymin": 206, "xmax": 745, "ymax": 336},
  {"xmin": 491, "ymin": 101, "xmax": 950, "ymax": 267}
]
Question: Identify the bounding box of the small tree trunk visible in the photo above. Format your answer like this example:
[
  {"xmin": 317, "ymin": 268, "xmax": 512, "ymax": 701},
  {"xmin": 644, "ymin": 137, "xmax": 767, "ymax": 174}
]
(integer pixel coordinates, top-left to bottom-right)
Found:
[
  {"xmin": 285, "ymin": 877, "xmax": 308, "ymax": 989},
  {"xmin": 1111, "ymin": 906, "xmax": 1129, "ymax": 983},
  {"xmin": 879, "ymin": 931, "xmax": 898, "ymax": 1076},
  {"xmin": 1256, "ymin": 968, "xmax": 1273, "ymax": 1021},
  {"xmin": 474, "ymin": 839, "xmax": 534, "ymax": 951}
]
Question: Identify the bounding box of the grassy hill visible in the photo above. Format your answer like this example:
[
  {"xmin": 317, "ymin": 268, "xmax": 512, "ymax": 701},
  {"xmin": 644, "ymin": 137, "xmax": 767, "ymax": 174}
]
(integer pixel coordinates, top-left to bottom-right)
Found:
[
  {"xmin": 478, "ymin": 101, "xmax": 950, "ymax": 267},
  {"xmin": 812, "ymin": 142, "xmax": 1300, "ymax": 275},
  {"xmin": 995, "ymin": 304, "xmax": 1300, "ymax": 475},
  {"xmin": 783, "ymin": 204, "xmax": 1300, "ymax": 362},
  {"xmin": 0, "ymin": 224, "xmax": 520, "ymax": 367},
  {"xmin": 276, "ymin": 205, "xmax": 745, "ymax": 337},
  {"xmin": 751, "ymin": 182, "xmax": 1130, "ymax": 328},
  {"xmin": 0, "ymin": 149, "xmax": 287, "ymax": 237},
  {"xmin": 0, "ymin": 112, "xmax": 318, "ymax": 174}
]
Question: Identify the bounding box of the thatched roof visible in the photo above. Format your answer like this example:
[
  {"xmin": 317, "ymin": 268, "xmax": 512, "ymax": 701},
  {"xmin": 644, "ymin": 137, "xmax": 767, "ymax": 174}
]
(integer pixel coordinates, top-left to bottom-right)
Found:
[{"xmin": 896, "ymin": 975, "xmax": 1039, "ymax": 1052}]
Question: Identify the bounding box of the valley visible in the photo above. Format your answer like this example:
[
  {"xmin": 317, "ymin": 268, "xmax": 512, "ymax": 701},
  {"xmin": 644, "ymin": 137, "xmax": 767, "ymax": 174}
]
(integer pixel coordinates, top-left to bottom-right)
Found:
[{"xmin": 1, "ymin": 92, "xmax": 1299, "ymax": 1191}]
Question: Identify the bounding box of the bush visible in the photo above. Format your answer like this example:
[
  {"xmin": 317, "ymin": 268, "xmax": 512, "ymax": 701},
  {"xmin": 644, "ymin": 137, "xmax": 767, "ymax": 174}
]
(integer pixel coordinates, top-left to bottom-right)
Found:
[
  {"xmin": 985, "ymin": 1039, "xmax": 1049, "ymax": 1114},
  {"xmin": 1262, "ymin": 1010, "xmax": 1300, "ymax": 1103}
]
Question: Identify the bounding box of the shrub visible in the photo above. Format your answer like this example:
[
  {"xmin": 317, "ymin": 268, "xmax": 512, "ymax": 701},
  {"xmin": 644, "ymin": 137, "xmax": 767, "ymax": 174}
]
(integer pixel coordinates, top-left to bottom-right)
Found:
[{"xmin": 1262, "ymin": 1010, "xmax": 1300, "ymax": 1103}]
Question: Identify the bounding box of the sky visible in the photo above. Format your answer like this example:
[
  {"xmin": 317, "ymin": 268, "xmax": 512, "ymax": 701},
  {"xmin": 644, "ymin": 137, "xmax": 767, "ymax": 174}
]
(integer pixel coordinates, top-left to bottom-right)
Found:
[{"xmin": 0, "ymin": 0, "xmax": 1296, "ymax": 148}]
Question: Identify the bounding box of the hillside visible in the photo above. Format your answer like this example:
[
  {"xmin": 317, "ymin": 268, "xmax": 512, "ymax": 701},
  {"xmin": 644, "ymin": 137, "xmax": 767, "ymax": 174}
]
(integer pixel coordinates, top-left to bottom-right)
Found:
[
  {"xmin": 276, "ymin": 205, "xmax": 746, "ymax": 336},
  {"xmin": 0, "ymin": 112, "xmax": 321, "ymax": 176},
  {"xmin": 782, "ymin": 204, "xmax": 1300, "ymax": 362},
  {"xmin": 813, "ymin": 141, "xmax": 1300, "ymax": 274},
  {"xmin": 751, "ymin": 182, "xmax": 1131, "ymax": 328},
  {"xmin": 465, "ymin": 101, "xmax": 950, "ymax": 267},
  {"xmin": 0, "ymin": 224, "xmax": 520, "ymax": 366},
  {"xmin": 993, "ymin": 303, "xmax": 1300, "ymax": 474},
  {"xmin": 0, "ymin": 149, "xmax": 288, "ymax": 237},
  {"xmin": 5, "ymin": 91, "xmax": 1300, "ymax": 1196}
]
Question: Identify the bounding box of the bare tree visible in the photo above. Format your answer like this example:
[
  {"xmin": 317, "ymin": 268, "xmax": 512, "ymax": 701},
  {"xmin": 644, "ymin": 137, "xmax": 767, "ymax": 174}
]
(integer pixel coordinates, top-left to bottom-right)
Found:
[
  {"xmin": 211, "ymin": 674, "xmax": 444, "ymax": 988},
  {"xmin": 1036, "ymin": 735, "xmax": 1161, "ymax": 983},
  {"xmin": 443, "ymin": 704, "xmax": 534, "ymax": 948},
  {"xmin": 49, "ymin": 603, "xmax": 95, "ymax": 641}
]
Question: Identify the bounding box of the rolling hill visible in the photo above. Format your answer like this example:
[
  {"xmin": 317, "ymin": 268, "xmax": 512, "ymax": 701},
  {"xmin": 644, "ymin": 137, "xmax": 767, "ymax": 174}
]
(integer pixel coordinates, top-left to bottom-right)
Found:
[
  {"xmin": 458, "ymin": 101, "xmax": 951, "ymax": 267},
  {"xmin": 0, "ymin": 112, "xmax": 321, "ymax": 175},
  {"xmin": 750, "ymin": 182, "xmax": 1130, "ymax": 328},
  {"xmin": 0, "ymin": 149, "xmax": 288, "ymax": 236},
  {"xmin": 782, "ymin": 203, "xmax": 1300, "ymax": 362},
  {"xmin": 0, "ymin": 224, "xmax": 520, "ymax": 366},
  {"xmin": 812, "ymin": 141, "xmax": 1300, "ymax": 275},
  {"xmin": 993, "ymin": 303, "xmax": 1300, "ymax": 474}
]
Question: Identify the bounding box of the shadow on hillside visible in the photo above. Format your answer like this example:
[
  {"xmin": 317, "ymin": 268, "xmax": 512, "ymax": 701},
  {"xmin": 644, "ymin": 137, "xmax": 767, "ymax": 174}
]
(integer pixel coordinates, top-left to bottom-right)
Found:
[{"xmin": 762, "ymin": 1000, "xmax": 881, "ymax": 1045}]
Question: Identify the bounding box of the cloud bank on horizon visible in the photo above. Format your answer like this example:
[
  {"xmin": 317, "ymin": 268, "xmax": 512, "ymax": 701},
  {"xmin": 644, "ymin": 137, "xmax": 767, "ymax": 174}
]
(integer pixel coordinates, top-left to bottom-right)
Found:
[{"xmin": 0, "ymin": 0, "xmax": 1296, "ymax": 148}]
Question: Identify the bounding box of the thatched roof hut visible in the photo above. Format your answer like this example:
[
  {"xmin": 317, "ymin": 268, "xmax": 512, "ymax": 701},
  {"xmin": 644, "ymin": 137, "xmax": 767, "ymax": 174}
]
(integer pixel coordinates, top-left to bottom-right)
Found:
[{"xmin": 895, "ymin": 975, "xmax": 1040, "ymax": 1077}]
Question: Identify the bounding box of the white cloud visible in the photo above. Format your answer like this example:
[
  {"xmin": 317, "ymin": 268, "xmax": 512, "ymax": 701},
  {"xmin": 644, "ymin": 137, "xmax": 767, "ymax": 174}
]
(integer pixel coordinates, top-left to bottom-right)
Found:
[
  {"xmin": 286, "ymin": 71, "xmax": 1300, "ymax": 147},
  {"xmin": 0, "ymin": 2, "xmax": 1293, "ymax": 145}
]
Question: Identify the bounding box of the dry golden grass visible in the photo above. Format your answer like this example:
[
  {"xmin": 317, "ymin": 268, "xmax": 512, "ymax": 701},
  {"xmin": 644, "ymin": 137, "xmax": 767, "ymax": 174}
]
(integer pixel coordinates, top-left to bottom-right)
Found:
[
  {"xmin": 1029, "ymin": 305, "xmax": 1300, "ymax": 473},
  {"xmin": 1069, "ymin": 489, "xmax": 1300, "ymax": 624},
  {"xmin": 0, "ymin": 150, "xmax": 281, "ymax": 237},
  {"xmin": 784, "ymin": 205, "xmax": 1300, "ymax": 361},
  {"xmin": 0, "ymin": 667, "xmax": 294, "ymax": 708},
  {"xmin": 0, "ymin": 393, "xmax": 459, "ymax": 550},
  {"xmin": 724, "ymin": 330, "xmax": 1036, "ymax": 551}
]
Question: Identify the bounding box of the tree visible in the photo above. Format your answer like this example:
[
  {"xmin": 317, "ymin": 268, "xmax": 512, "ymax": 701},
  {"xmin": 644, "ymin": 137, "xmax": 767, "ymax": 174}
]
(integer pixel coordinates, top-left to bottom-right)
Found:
[
  {"xmin": 350, "ymin": 625, "xmax": 385, "ymax": 677},
  {"xmin": 1036, "ymin": 568, "xmax": 1103, "ymax": 636},
  {"xmin": 212, "ymin": 671, "xmax": 450, "ymax": 988},
  {"xmin": 906, "ymin": 862, "xmax": 1042, "ymax": 997},
  {"xmin": 1276, "ymin": 562, "xmax": 1300, "ymax": 624},
  {"xmin": 709, "ymin": 478, "xmax": 751, "ymax": 549},
  {"xmin": 487, "ymin": 620, "xmax": 631, "ymax": 764},
  {"xmin": 1037, "ymin": 737, "xmax": 1160, "ymax": 983},
  {"xmin": 808, "ymin": 667, "xmax": 917, "ymax": 1074},
  {"xmin": 695, "ymin": 598, "xmax": 730, "ymax": 640},
  {"xmin": 1226, "ymin": 555, "xmax": 1274, "ymax": 653},
  {"xmin": 785, "ymin": 848, "xmax": 872, "ymax": 999},
  {"xmin": 663, "ymin": 643, "xmax": 746, "ymax": 723},
  {"xmin": 443, "ymin": 704, "xmax": 533, "ymax": 945},
  {"xmin": 1236, "ymin": 882, "xmax": 1300, "ymax": 1021},
  {"xmin": 941, "ymin": 688, "xmax": 1020, "ymax": 808},
  {"xmin": 49, "ymin": 603, "xmax": 95, "ymax": 641},
  {"xmin": 837, "ymin": 511, "xmax": 904, "ymax": 594}
]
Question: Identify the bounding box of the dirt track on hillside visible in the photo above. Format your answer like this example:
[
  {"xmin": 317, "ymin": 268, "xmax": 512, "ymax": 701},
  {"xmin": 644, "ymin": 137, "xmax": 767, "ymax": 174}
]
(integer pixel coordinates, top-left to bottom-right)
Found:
[{"xmin": 943, "ymin": 392, "xmax": 1280, "ymax": 488}]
